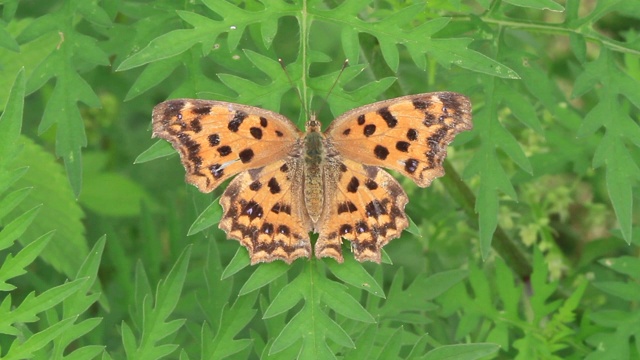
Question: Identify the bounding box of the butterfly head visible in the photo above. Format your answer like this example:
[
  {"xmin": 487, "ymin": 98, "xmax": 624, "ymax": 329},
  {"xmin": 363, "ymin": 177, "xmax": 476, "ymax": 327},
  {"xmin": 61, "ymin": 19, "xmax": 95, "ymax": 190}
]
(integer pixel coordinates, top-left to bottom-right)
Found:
[{"xmin": 305, "ymin": 114, "xmax": 322, "ymax": 133}]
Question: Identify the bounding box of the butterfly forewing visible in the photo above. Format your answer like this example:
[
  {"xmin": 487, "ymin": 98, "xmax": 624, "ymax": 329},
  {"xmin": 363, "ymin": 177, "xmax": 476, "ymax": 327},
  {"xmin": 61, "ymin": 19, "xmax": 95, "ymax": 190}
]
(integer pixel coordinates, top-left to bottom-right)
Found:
[
  {"xmin": 152, "ymin": 99, "xmax": 302, "ymax": 193},
  {"xmin": 325, "ymin": 92, "xmax": 472, "ymax": 187}
]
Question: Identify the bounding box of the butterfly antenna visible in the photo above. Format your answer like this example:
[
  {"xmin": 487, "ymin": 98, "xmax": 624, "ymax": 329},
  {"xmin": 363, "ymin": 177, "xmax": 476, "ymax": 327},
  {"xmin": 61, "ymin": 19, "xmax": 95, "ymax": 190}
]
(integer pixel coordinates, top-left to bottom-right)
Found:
[
  {"xmin": 279, "ymin": 58, "xmax": 308, "ymax": 116},
  {"xmin": 317, "ymin": 59, "xmax": 349, "ymax": 115}
]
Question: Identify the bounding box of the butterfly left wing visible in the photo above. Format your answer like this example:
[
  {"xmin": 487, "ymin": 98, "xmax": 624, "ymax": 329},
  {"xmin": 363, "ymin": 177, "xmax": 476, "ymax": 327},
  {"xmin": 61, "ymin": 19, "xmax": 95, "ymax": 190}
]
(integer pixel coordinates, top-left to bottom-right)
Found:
[
  {"xmin": 152, "ymin": 99, "xmax": 302, "ymax": 193},
  {"xmin": 219, "ymin": 157, "xmax": 313, "ymax": 264},
  {"xmin": 325, "ymin": 92, "xmax": 472, "ymax": 187}
]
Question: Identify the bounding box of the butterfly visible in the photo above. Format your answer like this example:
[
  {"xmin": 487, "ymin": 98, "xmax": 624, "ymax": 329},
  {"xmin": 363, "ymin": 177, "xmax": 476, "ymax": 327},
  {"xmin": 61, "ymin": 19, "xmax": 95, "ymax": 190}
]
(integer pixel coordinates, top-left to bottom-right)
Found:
[{"xmin": 152, "ymin": 92, "xmax": 472, "ymax": 264}]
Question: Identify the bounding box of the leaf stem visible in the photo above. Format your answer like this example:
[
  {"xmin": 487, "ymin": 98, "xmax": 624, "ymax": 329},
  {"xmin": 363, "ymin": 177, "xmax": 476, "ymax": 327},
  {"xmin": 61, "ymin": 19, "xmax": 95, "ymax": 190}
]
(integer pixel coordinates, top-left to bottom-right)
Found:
[{"xmin": 441, "ymin": 160, "xmax": 532, "ymax": 279}]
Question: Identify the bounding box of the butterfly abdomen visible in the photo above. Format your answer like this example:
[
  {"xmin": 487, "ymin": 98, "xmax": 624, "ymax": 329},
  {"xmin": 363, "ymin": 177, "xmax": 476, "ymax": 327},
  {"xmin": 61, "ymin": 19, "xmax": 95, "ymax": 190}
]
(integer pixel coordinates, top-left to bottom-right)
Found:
[{"xmin": 303, "ymin": 128, "xmax": 326, "ymax": 222}]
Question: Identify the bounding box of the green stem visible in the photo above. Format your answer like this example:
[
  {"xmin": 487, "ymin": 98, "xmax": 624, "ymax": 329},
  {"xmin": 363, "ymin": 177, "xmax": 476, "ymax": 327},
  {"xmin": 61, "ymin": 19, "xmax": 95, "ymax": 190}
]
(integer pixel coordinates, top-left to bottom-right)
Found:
[{"xmin": 441, "ymin": 160, "xmax": 532, "ymax": 279}]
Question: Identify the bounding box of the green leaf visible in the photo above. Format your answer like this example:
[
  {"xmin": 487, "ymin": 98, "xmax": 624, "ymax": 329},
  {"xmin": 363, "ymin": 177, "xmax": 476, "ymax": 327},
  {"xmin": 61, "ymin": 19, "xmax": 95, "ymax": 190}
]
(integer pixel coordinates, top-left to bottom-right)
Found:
[
  {"xmin": 6, "ymin": 137, "xmax": 88, "ymax": 279},
  {"xmin": 325, "ymin": 256, "xmax": 385, "ymax": 298},
  {"xmin": 0, "ymin": 68, "xmax": 25, "ymax": 163},
  {"xmin": 80, "ymin": 173, "xmax": 158, "ymax": 217},
  {"xmin": 0, "ymin": 231, "xmax": 53, "ymax": 291},
  {"xmin": 502, "ymin": 0, "xmax": 564, "ymax": 11},
  {"xmin": 188, "ymin": 198, "xmax": 222, "ymax": 235},
  {"xmin": 599, "ymin": 256, "xmax": 640, "ymax": 280},
  {"xmin": 124, "ymin": 57, "xmax": 181, "ymax": 101},
  {"xmin": 3, "ymin": 316, "xmax": 77, "ymax": 360},
  {"xmin": 221, "ymin": 248, "xmax": 251, "ymax": 280},
  {"xmin": 205, "ymin": 292, "xmax": 258, "ymax": 359},
  {"xmin": 128, "ymin": 246, "xmax": 191, "ymax": 359},
  {"xmin": 134, "ymin": 141, "xmax": 177, "ymax": 164},
  {"xmin": 0, "ymin": 187, "xmax": 31, "ymax": 222},
  {"xmin": 0, "ymin": 205, "xmax": 41, "ymax": 252},
  {"xmin": 593, "ymin": 281, "xmax": 640, "ymax": 302},
  {"xmin": 423, "ymin": 343, "xmax": 500, "ymax": 360},
  {"xmin": 0, "ymin": 278, "xmax": 87, "ymax": 335},
  {"xmin": 238, "ymin": 262, "xmax": 289, "ymax": 296}
]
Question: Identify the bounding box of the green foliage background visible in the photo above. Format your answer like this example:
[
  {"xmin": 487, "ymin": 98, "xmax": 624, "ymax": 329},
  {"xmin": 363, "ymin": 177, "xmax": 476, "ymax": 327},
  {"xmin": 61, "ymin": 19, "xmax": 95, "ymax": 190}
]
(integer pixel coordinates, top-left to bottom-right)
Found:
[{"xmin": 0, "ymin": 0, "xmax": 639, "ymax": 359}]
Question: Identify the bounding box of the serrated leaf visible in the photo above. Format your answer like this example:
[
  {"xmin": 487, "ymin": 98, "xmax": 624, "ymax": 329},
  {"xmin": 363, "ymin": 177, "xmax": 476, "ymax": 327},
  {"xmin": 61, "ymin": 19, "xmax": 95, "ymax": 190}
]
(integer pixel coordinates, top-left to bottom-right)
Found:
[
  {"xmin": 0, "ymin": 231, "xmax": 53, "ymax": 291},
  {"xmin": 326, "ymin": 255, "xmax": 385, "ymax": 298},
  {"xmin": 263, "ymin": 279, "xmax": 304, "ymax": 319},
  {"xmin": 0, "ymin": 278, "xmax": 87, "ymax": 334},
  {"xmin": 6, "ymin": 137, "xmax": 88, "ymax": 279},
  {"xmin": 0, "ymin": 205, "xmax": 41, "ymax": 252},
  {"xmin": 0, "ymin": 187, "xmax": 31, "ymax": 221},
  {"xmin": 4, "ymin": 316, "xmax": 77, "ymax": 360},
  {"xmin": 206, "ymin": 290, "xmax": 257, "ymax": 360},
  {"xmin": 319, "ymin": 280, "xmax": 375, "ymax": 323},
  {"xmin": 125, "ymin": 57, "xmax": 181, "ymax": 101},
  {"xmin": 239, "ymin": 262, "xmax": 289, "ymax": 296},
  {"xmin": 117, "ymin": 29, "xmax": 210, "ymax": 71}
]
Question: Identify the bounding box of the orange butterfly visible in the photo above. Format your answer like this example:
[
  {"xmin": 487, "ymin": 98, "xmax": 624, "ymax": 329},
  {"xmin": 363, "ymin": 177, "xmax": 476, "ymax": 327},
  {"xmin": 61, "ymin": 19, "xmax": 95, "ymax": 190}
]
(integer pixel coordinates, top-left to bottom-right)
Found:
[{"xmin": 152, "ymin": 92, "xmax": 472, "ymax": 264}]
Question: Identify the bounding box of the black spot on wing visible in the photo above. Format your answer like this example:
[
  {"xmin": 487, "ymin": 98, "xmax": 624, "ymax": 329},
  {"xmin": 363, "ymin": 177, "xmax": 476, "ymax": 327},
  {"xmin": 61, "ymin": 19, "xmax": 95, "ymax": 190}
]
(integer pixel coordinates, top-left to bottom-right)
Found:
[
  {"xmin": 239, "ymin": 149, "xmax": 254, "ymax": 163},
  {"xmin": 396, "ymin": 141, "xmax": 410, "ymax": 152},
  {"xmin": 208, "ymin": 134, "xmax": 220, "ymax": 146},
  {"xmin": 438, "ymin": 92, "xmax": 464, "ymax": 114},
  {"xmin": 277, "ymin": 225, "xmax": 290, "ymax": 235},
  {"xmin": 412, "ymin": 99, "xmax": 428, "ymax": 110},
  {"xmin": 355, "ymin": 221, "xmax": 369, "ymax": 233},
  {"xmin": 268, "ymin": 177, "xmax": 281, "ymax": 194},
  {"xmin": 261, "ymin": 222, "xmax": 274, "ymax": 234},
  {"xmin": 228, "ymin": 111, "xmax": 247, "ymax": 132},
  {"xmin": 249, "ymin": 180, "xmax": 262, "ymax": 191},
  {"xmin": 192, "ymin": 105, "xmax": 211, "ymax": 115},
  {"xmin": 260, "ymin": 117, "xmax": 268, "ymax": 127},
  {"xmin": 407, "ymin": 129, "xmax": 418, "ymax": 141},
  {"xmin": 373, "ymin": 145, "xmax": 389, "ymax": 160},
  {"xmin": 365, "ymin": 200, "xmax": 388, "ymax": 218},
  {"xmin": 347, "ymin": 176, "xmax": 359, "ymax": 193},
  {"xmin": 250, "ymin": 127, "xmax": 263, "ymax": 139},
  {"xmin": 339, "ymin": 224, "xmax": 353, "ymax": 234},
  {"xmin": 363, "ymin": 124, "xmax": 376, "ymax": 137},
  {"xmin": 364, "ymin": 179, "xmax": 378, "ymax": 190},
  {"xmin": 271, "ymin": 203, "xmax": 292, "ymax": 215},
  {"xmin": 242, "ymin": 200, "xmax": 263, "ymax": 220},
  {"xmin": 162, "ymin": 100, "xmax": 185, "ymax": 119},
  {"xmin": 210, "ymin": 164, "xmax": 224, "ymax": 178},
  {"xmin": 337, "ymin": 201, "xmax": 357, "ymax": 214},
  {"xmin": 405, "ymin": 158, "xmax": 419, "ymax": 174},
  {"xmin": 217, "ymin": 145, "xmax": 232, "ymax": 156},
  {"xmin": 377, "ymin": 107, "xmax": 397, "ymax": 128},
  {"xmin": 190, "ymin": 118, "xmax": 202, "ymax": 133},
  {"xmin": 357, "ymin": 114, "xmax": 365, "ymax": 125}
]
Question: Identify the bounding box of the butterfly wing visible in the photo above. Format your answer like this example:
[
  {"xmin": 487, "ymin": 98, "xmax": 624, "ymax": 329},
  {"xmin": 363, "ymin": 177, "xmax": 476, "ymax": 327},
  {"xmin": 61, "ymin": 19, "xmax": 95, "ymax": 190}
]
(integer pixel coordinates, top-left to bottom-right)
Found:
[
  {"xmin": 152, "ymin": 99, "xmax": 302, "ymax": 192},
  {"xmin": 325, "ymin": 92, "xmax": 472, "ymax": 187},
  {"xmin": 315, "ymin": 158, "xmax": 409, "ymax": 263},
  {"xmin": 153, "ymin": 99, "xmax": 312, "ymax": 263},
  {"xmin": 219, "ymin": 158, "xmax": 312, "ymax": 264}
]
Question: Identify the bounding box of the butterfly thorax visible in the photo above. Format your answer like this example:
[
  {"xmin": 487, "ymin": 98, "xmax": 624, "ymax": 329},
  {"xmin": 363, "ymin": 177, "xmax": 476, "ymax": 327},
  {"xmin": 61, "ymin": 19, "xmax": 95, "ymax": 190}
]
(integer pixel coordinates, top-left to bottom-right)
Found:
[{"xmin": 303, "ymin": 118, "xmax": 326, "ymax": 223}]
